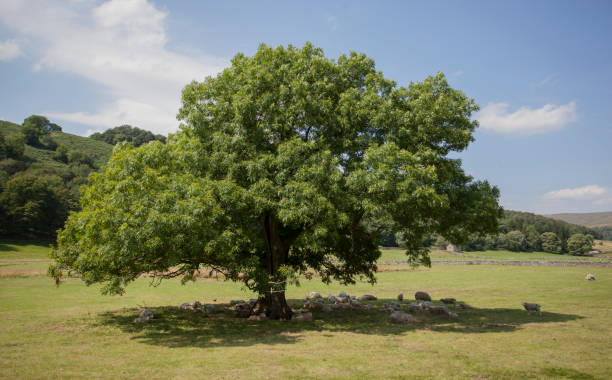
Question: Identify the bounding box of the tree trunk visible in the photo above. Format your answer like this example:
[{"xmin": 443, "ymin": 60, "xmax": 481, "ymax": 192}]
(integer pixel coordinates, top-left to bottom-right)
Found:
[
  {"xmin": 253, "ymin": 292, "xmax": 292, "ymax": 320},
  {"xmin": 261, "ymin": 213, "xmax": 293, "ymax": 320}
]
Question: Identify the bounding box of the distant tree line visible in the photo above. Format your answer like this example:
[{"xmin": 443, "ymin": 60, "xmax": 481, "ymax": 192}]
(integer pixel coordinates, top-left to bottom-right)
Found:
[
  {"xmin": 89, "ymin": 125, "xmax": 166, "ymax": 147},
  {"xmin": 593, "ymin": 226, "xmax": 612, "ymax": 241},
  {"xmin": 379, "ymin": 210, "xmax": 600, "ymax": 255},
  {"xmin": 460, "ymin": 210, "xmax": 599, "ymax": 254}
]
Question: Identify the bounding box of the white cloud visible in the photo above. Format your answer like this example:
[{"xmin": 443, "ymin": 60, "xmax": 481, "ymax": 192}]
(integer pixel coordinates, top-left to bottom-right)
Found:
[
  {"xmin": 476, "ymin": 101, "xmax": 577, "ymax": 135},
  {"xmin": 0, "ymin": 0, "xmax": 227, "ymax": 135},
  {"xmin": 537, "ymin": 74, "xmax": 557, "ymax": 87},
  {"xmin": 0, "ymin": 39, "xmax": 22, "ymax": 61},
  {"xmin": 593, "ymin": 197, "xmax": 612, "ymax": 206},
  {"xmin": 544, "ymin": 185, "xmax": 607, "ymax": 200},
  {"xmin": 326, "ymin": 14, "xmax": 338, "ymax": 32}
]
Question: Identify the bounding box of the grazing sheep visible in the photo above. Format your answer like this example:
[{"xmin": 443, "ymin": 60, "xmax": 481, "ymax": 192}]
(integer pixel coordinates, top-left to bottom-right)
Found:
[
  {"xmin": 415, "ymin": 291, "xmax": 431, "ymax": 302},
  {"xmin": 585, "ymin": 273, "xmax": 595, "ymax": 281},
  {"xmin": 440, "ymin": 298, "xmax": 456, "ymax": 307},
  {"xmin": 522, "ymin": 302, "xmax": 541, "ymax": 316}
]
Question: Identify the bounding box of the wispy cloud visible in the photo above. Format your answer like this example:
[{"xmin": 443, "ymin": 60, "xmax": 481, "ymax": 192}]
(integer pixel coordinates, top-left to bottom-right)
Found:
[
  {"xmin": 537, "ymin": 74, "xmax": 557, "ymax": 87},
  {"xmin": 476, "ymin": 101, "xmax": 577, "ymax": 135},
  {"xmin": 0, "ymin": 39, "xmax": 22, "ymax": 61},
  {"xmin": 0, "ymin": 0, "xmax": 227, "ymax": 134},
  {"xmin": 326, "ymin": 14, "xmax": 338, "ymax": 32},
  {"xmin": 544, "ymin": 185, "xmax": 607, "ymax": 200}
]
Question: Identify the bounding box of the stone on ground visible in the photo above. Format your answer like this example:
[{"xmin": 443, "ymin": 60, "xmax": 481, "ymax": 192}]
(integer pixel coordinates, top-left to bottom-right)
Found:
[{"xmin": 389, "ymin": 311, "xmax": 413, "ymax": 323}]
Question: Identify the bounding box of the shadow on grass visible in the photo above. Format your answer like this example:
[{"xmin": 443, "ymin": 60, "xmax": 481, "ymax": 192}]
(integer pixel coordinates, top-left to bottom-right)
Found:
[
  {"xmin": 0, "ymin": 244, "xmax": 18, "ymax": 252},
  {"xmin": 96, "ymin": 298, "xmax": 584, "ymax": 349}
]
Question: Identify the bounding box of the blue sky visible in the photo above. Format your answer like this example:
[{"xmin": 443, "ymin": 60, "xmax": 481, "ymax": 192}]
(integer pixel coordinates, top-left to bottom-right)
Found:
[{"xmin": 0, "ymin": 0, "xmax": 611, "ymax": 214}]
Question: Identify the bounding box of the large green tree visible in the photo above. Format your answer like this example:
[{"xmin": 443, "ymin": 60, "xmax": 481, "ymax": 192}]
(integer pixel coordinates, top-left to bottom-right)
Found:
[{"xmin": 51, "ymin": 43, "xmax": 501, "ymax": 319}]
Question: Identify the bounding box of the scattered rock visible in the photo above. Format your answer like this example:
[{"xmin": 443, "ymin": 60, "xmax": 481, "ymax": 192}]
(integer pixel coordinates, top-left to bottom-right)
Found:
[
  {"xmin": 179, "ymin": 302, "xmax": 192, "ymax": 310},
  {"xmin": 408, "ymin": 302, "xmax": 422, "ymax": 313},
  {"xmin": 440, "ymin": 298, "xmax": 456, "ymax": 307},
  {"xmin": 355, "ymin": 303, "xmax": 372, "ymax": 311},
  {"xmin": 248, "ymin": 313, "xmax": 268, "ymax": 321},
  {"xmin": 336, "ymin": 296, "xmax": 349, "ymax": 304},
  {"xmin": 428, "ymin": 305, "xmax": 450, "ymax": 315},
  {"xmin": 193, "ymin": 301, "xmax": 202, "ymax": 309},
  {"xmin": 415, "ymin": 291, "xmax": 431, "ymax": 302},
  {"xmin": 331, "ymin": 303, "xmax": 351, "ymax": 310},
  {"xmin": 338, "ymin": 291, "xmax": 347, "ymax": 298},
  {"xmin": 382, "ymin": 302, "xmax": 402, "ymax": 312},
  {"xmin": 458, "ymin": 303, "xmax": 474, "ymax": 310},
  {"xmin": 389, "ymin": 311, "xmax": 413, "ymax": 323},
  {"xmin": 397, "ymin": 293, "xmax": 404, "ymax": 302},
  {"xmin": 234, "ymin": 303, "xmax": 252, "ymax": 318},
  {"xmin": 448, "ymin": 312, "xmax": 459, "ymax": 319},
  {"xmin": 327, "ymin": 294, "xmax": 337, "ymax": 303},
  {"xmin": 321, "ymin": 305, "xmax": 332, "ymax": 313},
  {"xmin": 585, "ymin": 273, "xmax": 596, "ymax": 281},
  {"xmin": 304, "ymin": 301, "xmax": 324, "ymax": 311},
  {"xmin": 134, "ymin": 308, "xmax": 154, "ymax": 323},
  {"xmin": 230, "ymin": 300, "xmax": 244, "ymax": 305},
  {"xmin": 203, "ymin": 304, "xmax": 217, "ymax": 314},
  {"xmin": 292, "ymin": 312, "xmax": 313, "ymax": 322},
  {"xmin": 308, "ymin": 291, "xmax": 322, "ymax": 299},
  {"xmin": 421, "ymin": 301, "xmax": 434, "ymax": 309}
]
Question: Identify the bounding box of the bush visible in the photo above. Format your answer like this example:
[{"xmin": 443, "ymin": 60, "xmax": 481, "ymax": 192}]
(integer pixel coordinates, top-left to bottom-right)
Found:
[
  {"xmin": 4, "ymin": 134, "xmax": 25, "ymax": 159},
  {"xmin": 68, "ymin": 150, "xmax": 94, "ymax": 168},
  {"xmin": 40, "ymin": 135, "xmax": 58, "ymax": 151},
  {"xmin": 567, "ymin": 234, "xmax": 594, "ymax": 256},
  {"xmin": 502, "ymin": 230, "xmax": 526, "ymax": 251},
  {"xmin": 540, "ymin": 232, "xmax": 562, "ymax": 254},
  {"xmin": 0, "ymin": 158, "xmax": 28, "ymax": 175},
  {"xmin": 53, "ymin": 145, "xmax": 69, "ymax": 163}
]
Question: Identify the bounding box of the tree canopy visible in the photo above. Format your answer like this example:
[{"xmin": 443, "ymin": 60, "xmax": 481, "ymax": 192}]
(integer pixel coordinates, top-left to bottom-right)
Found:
[
  {"xmin": 567, "ymin": 233, "xmax": 594, "ymax": 256},
  {"xmin": 51, "ymin": 43, "xmax": 501, "ymax": 319},
  {"xmin": 89, "ymin": 125, "xmax": 166, "ymax": 147}
]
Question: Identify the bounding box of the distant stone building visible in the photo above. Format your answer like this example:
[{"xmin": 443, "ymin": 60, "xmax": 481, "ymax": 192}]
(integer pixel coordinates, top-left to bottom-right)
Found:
[{"xmin": 446, "ymin": 244, "xmax": 461, "ymax": 253}]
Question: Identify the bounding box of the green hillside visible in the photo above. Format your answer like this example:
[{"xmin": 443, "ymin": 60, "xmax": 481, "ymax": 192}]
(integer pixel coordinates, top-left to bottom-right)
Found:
[
  {"xmin": 1, "ymin": 118, "xmax": 114, "ymax": 239},
  {"xmin": 1, "ymin": 120, "xmax": 113, "ymax": 169},
  {"xmin": 546, "ymin": 211, "xmax": 612, "ymax": 228}
]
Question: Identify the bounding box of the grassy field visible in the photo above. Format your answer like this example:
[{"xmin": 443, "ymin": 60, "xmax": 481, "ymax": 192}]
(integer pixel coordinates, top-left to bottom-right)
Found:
[
  {"xmin": 1, "ymin": 242, "xmax": 611, "ymax": 379},
  {"xmin": 380, "ymin": 245, "xmax": 612, "ymax": 263}
]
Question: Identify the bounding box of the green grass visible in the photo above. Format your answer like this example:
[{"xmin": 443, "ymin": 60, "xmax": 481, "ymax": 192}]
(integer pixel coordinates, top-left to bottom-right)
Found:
[{"xmin": 1, "ymin": 243, "xmax": 611, "ymax": 379}]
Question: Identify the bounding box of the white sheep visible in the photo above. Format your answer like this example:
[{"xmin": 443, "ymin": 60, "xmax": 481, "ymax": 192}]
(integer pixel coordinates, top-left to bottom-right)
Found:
[{"xmin": 522, "ymin": 302, "xmax": 541, "ymax": 316}]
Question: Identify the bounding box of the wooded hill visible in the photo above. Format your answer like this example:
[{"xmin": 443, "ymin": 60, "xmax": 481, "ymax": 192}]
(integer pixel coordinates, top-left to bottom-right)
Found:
[
  {"xmin": 0, "ymin": 118, "xmax": 167, "ymax": 239},
  {"xmin": 546, "ymin": 211, "xmax": 612, "ymax": 240},
  {"xmin": 546, "ymin": 211, "xmax": 612, "ymax": 228},
  {"xmin": 381, "ymin": 209, "xmax": 601, "ymax": 253}
]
